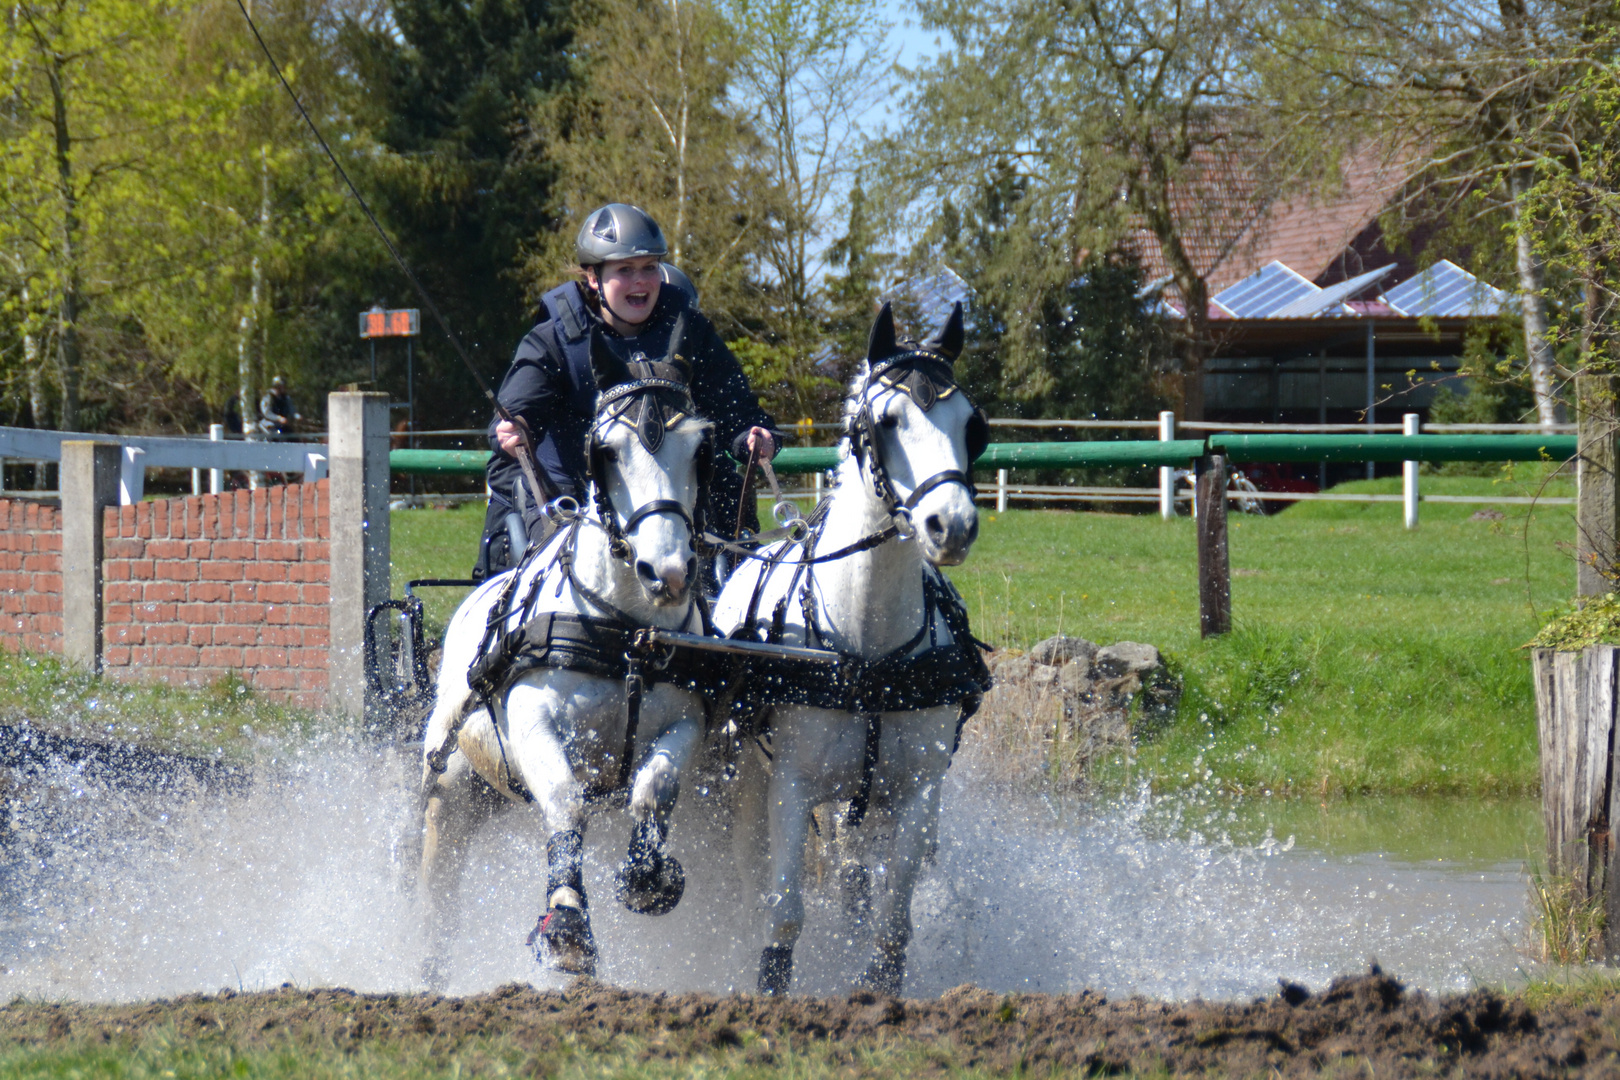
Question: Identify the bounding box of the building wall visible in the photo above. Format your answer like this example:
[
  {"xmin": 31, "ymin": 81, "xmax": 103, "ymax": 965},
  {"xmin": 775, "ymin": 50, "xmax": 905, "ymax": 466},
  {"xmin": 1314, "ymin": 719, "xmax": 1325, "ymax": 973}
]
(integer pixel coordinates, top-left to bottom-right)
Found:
[
  {"xmin": 0, "ymin": 483, "xmax": 332, "ymax": 711},
  {"xmin": 0, "ymin": 499, "xmax": 63, "ymax": 656}
]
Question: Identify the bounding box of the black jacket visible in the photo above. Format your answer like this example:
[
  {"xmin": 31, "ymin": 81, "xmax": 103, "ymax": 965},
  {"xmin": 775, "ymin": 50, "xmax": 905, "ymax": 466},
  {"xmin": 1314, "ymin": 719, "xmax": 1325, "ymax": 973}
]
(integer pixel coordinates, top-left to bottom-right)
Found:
[{"xmin": 486, "ymin": 281, "xmax": 775, "ymax": 528}]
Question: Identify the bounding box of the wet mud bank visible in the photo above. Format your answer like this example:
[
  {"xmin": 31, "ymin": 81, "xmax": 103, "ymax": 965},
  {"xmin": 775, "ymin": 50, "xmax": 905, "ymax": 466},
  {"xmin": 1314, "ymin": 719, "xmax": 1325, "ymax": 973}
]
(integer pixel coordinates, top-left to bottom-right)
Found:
[{"xmin": 3, "ymin": 970, "xmax": 1617, "ymax": 1078}]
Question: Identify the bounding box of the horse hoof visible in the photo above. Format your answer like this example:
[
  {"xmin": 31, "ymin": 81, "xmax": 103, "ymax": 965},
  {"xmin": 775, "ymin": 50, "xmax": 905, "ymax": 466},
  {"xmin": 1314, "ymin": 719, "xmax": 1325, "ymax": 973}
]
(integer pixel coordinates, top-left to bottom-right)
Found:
[
  {"xmin": 614, "ymin": 852, "xmax": 685, "ymax": 916},
  {"xmin": 757, "ymin": 944, "xmax": 793, "ymax": 996},
  {"xmin": 856, "ymin": 952, "xmax": 904, "ymax": 997},
  {"xmin": 527, "ymin": 905, "xmax": 598, "ymax": 976},
  {"xmin": 421, "ymin": 955, "xmax": 451, "ymax": 994}
]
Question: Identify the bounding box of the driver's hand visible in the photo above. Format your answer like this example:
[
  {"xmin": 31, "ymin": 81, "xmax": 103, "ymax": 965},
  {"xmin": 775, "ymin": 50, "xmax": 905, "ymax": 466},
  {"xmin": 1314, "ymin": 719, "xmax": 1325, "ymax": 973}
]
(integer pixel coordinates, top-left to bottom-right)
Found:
[
  {"xmin": 495, "ymin": 418, "xmax": 528, "ymax": 454},
  {"xmin": 746, "ymin": 426, "xmax": 775, "ymax": 459}
]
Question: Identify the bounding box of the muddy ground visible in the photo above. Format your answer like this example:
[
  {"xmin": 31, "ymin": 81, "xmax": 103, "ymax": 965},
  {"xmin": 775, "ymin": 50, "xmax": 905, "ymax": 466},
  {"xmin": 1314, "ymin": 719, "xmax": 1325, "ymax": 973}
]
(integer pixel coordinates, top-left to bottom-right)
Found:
[{"xmin": 3, "ymin": 969, "xmax": 1618, "ymax": 1077}]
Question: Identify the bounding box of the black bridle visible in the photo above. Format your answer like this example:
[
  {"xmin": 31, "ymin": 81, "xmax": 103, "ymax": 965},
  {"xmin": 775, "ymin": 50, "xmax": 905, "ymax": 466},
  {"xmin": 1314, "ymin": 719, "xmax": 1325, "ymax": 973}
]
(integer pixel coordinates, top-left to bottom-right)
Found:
[
  {"xmin": 584, "ymin": 375, "xmax": 713, "ymax": 564},
  {"xmin": 845, "ymin": 351, "xmax": 989, "ymax": 529}
]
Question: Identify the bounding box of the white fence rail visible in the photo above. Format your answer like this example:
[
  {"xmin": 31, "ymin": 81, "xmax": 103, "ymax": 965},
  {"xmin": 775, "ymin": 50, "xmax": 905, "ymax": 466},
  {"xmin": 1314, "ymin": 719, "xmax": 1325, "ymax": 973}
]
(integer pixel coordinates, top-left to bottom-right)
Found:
[{"xmin": 0, "ymin": 425, "xmax": 328, "ymax": 505}]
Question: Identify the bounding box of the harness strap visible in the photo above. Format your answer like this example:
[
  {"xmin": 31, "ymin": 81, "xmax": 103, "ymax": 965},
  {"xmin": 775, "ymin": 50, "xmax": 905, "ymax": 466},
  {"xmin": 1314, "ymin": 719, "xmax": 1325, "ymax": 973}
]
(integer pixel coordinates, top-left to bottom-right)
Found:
[
  {"xmin": 618, "ymin": 655, "xmax": 645, "ymax": 791},
  {"xmin": 903, "ymin": 469, "xmax": 976, "ymax": 510},
  {"xmin": 623, "ymin": 498, "xmax": 693, "ymax": 535},
  {"xmin": 847, "ymin": 711, "xmax": 881, "ymax": 827}
]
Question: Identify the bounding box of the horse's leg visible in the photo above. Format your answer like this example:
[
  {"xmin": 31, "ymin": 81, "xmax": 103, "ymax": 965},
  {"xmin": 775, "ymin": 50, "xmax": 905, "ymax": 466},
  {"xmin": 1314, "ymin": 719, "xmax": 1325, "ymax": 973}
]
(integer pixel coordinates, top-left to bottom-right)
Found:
[
  {"xmin": 729, "ymin": 727, "xmax": 771, "ymax": 917},
  {"xmin": 856, "ymin": 708, "xmax": 956, "ymax": 996},
  {"xmin": 615, "ymin": 690, "xmax": 704, "ymax": 915},
  {"xmin": 754, "ymin": 705, "xmax": 849, "ymax": 996},
  {"xmin": 419, "ymin": 744, "xmax": 496, "ymax": 992},
  {"xmin": 504, "ymin": 680, "xmax": 597, "ymax": 976}
]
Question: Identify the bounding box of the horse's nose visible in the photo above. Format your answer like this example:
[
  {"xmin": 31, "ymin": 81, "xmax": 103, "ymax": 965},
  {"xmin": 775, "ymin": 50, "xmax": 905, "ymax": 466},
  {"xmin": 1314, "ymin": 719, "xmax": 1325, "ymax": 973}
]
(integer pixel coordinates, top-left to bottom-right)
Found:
[
  {"xmin": 923, "ymin": 508, "xmax": 978, "ymax": 563},
  {"xmin": 636, "ymin": 556, "xmax": 691, "ymax": 604}
]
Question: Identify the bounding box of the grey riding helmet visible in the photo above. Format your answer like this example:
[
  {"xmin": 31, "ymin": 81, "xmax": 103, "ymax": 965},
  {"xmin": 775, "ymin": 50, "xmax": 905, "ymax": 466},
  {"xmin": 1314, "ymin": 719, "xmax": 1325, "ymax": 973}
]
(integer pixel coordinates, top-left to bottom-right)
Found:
[
  {"xmin": 659, "ymin": 263, "xmax": 699, "ymax": 307},
  {"xmin": 575, "ymin": 204, "xmax": 669, "ymax": 266}
]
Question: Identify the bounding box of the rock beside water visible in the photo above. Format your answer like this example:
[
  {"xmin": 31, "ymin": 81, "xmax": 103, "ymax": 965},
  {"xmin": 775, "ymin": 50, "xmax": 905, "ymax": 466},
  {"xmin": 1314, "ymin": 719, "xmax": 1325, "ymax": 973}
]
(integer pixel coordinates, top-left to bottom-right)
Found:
[{"xmin": 963, "ymin": 635, "xmax": 1181, "ymax": 785}]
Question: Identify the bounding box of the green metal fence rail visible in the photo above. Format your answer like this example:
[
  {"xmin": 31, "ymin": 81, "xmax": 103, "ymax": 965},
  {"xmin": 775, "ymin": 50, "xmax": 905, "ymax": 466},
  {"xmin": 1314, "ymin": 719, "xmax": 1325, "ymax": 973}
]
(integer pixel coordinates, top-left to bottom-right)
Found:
[
  {"xmin": 1208, "ymin": 433, "xmax": 1578, "ymax": 464},
  {"xmin": 389, "ymin": 434, "xmax": 1577, "ymax": 476}
]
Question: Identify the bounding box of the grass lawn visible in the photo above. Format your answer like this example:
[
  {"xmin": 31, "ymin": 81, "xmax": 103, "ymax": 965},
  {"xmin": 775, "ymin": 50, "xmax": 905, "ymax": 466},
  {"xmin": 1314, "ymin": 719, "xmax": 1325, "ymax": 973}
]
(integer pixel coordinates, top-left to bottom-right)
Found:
[
  {"xmin": 388, "ymin": 464, "xmax": 1570, "ymax": 799},
  {"xmin": 0, "ymin": 649, "xmax": 322, "ymax": 759},
  {"xmin": 954, "ymin": 469, "xmax": 1572, "ymax": 799},
  {"xmin": 4, "ymin": 466, "xmax": 1554, "ymax": 791}
]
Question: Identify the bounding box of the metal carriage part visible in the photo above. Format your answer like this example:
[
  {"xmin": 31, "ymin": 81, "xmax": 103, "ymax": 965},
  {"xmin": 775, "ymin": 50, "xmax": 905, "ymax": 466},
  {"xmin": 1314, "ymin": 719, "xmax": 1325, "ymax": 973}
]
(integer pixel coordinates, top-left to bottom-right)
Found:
[{"xmin": 364, "ymin": 577, "xmax": 479, "ymax": 737}]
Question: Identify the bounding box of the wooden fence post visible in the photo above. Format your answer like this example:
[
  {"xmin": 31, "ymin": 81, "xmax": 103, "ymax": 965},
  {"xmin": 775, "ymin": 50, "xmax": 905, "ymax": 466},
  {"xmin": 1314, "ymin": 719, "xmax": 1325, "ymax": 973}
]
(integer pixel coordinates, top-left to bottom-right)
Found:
[
  {"xmin": 1577, "ymin": 375, "xmax": 1619, "ymax": 597},
  {"xmin": 1196, "ymin": 453, "xmax": 1231, "ymax": 637},
  {"xmin": 1534, "ymin": 646, "xmax": 1620, "ymax": 956}
]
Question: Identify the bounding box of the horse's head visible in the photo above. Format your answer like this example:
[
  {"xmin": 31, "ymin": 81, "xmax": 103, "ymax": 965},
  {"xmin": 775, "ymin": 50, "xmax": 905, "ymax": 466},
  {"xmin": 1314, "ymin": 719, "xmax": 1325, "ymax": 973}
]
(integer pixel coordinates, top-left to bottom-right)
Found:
[
  {"xmin": 586, "ymin": 321, "xmax": 714, "ymax": 607},
  {"xmin": 845, "ymin": 302, "xmax": 986, "ymax": 566}
]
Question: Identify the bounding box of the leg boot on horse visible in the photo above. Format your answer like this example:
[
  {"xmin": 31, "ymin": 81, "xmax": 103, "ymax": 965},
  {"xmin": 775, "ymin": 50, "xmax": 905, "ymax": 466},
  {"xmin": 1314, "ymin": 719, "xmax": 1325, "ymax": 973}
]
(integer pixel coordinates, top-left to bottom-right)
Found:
[{"xmin": 528, "ymin": 828, "xmax": 598, "ymax": 974}]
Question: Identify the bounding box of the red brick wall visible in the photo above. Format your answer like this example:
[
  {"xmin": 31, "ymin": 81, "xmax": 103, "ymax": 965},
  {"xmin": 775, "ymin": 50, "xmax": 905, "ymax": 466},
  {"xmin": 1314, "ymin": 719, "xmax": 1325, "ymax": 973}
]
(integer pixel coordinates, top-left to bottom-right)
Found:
[
  {"xmin": 99, "ymin": 482, "xmax": 331, "ymax": 709},
  {"xmin": 0, "ymin": 499, "xmax": 63, "ymax": 656}
]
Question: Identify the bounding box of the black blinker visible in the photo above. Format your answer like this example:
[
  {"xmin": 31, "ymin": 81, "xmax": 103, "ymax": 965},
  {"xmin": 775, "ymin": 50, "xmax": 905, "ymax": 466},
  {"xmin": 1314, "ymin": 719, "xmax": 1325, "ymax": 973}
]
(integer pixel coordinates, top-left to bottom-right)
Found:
[{"xmin": 638, "ymin": 396, "xmax": 666, "ymax": 454}]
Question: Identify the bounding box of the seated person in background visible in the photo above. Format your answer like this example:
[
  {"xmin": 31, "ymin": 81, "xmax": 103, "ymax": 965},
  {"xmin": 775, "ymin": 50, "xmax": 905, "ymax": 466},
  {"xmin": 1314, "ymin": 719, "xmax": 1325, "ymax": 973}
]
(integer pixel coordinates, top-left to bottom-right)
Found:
[
  {"xmin": 258, "ymin": 376, "xmax": 300, "ymax": 438},
  {"xmin": 475, "ymin": 203, "xmax": 778, "ymax": 582}
]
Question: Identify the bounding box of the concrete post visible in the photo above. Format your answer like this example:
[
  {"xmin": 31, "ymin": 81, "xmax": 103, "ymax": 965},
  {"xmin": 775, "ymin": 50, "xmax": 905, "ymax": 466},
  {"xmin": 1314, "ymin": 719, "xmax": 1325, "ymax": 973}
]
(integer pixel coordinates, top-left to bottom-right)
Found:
[
  {"xmin": 327, "ymin": 391, "xmax": 392, "ymax": 723},
  {"xmin": 60, "ymin": 441, "xmax": 121, "ymax": 671},
  {"xmin": 1577, "ymin": 376, "xmax": 1619, "ymax": 598}
]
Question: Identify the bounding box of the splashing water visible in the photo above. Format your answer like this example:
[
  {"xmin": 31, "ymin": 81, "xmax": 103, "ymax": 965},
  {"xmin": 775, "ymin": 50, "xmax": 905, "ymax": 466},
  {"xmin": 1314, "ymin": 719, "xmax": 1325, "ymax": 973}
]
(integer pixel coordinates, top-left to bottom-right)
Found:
[{"xmin": 0, "ymin": 733, "xmax": 1528, "ymax": 1003}]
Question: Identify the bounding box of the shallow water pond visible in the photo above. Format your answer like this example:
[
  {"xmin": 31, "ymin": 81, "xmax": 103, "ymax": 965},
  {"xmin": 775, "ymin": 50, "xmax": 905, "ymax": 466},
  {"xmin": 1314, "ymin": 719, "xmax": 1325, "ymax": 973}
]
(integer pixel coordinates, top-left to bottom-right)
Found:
[{"xmin": 0, "ymin": 740, "xmax": 1539, "ymax": 1003}]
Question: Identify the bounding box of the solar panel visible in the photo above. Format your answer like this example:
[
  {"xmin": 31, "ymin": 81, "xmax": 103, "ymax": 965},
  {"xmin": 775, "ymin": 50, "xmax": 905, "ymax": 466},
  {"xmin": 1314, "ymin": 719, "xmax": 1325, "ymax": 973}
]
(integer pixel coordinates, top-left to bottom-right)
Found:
[
  {"xmin": 1381, "ymin": 260, "xmax": 1507, "ymax": 317},
  {"xmin": 1272, "ymin": 264, "xmax": 1397, "ymax": 318},
  {"xmin": 1212, "ymin": 261, "xmax": 1319, "ymax": 318}
]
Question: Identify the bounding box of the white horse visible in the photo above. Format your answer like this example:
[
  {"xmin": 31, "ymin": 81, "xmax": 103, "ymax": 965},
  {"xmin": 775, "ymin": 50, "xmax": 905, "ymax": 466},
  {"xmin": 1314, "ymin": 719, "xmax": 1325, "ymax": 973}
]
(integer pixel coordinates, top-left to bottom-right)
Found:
[
  {"xmin": 713, "ymin": 302, "xmax": 991, "ymax": 996},
  {"xmin": 418, "ymin": 328, "xmax": 714, "ymax": 989}
]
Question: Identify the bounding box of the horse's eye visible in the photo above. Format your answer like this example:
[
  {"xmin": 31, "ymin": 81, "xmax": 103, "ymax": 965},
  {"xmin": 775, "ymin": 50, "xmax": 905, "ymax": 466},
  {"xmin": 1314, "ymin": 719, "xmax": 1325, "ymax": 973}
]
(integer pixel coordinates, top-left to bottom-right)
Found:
[{"xmin": 878, "ymin": 413, "xmax": 899, "ymax": 430}]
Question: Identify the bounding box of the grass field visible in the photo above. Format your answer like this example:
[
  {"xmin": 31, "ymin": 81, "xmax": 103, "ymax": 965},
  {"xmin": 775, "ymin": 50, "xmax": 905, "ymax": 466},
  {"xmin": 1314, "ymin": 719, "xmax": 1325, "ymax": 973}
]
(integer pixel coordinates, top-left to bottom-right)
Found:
[
  {"xmin": 0, "ymin": 468, "xmax": 1564, "ymax": 797},
  {"xmin": 390, "ymin": 464, "xmax": 1571, "ymax": 800}
]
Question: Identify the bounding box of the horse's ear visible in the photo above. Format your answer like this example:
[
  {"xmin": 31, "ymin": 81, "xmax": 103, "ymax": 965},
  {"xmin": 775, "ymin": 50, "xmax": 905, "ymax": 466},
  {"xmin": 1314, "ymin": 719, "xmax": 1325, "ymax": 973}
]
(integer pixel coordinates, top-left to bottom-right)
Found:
[
  {"xmin": 927, "ymin": 302, "xmax": 965, "ymax": 364},
  {"xmin": 590, "ymin": 327, "xmax": 632, "ymax": 391},
  {"xmin": 866, "ymin": 302, "xmax": 899, "ymax": 362},
  {"xmin": 664, "ymin": 311, "xmax": 690, "ymax": 380}
]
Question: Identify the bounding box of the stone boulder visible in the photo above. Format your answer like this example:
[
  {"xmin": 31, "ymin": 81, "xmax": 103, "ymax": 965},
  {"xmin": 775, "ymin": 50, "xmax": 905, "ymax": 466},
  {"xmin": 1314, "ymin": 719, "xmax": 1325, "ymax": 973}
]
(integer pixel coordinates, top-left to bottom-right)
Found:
[{"xmin": 963, "ymin": 634, "xmax": 1182, "ymax": 785}]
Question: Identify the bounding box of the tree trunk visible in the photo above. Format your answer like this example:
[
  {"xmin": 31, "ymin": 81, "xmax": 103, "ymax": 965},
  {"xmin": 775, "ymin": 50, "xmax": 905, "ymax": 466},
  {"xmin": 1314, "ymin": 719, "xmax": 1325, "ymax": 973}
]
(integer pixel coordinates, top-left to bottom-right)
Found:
[
  {"xmin": 1510, "ymin": 169, "xmax": 1561, "ymax": 429},
  {"xmin": 1180, "ymin": 280, "xmax": 1211, "ymax": 421},
  {"xmin": 47, "ymin": 52, "xmax": 82, "ymax": 431},
  {"xmin": 1576, "ymin": 375, "xmax": 1618, "ymax": 596},
  {"xmin": 1533, "ymin": 646, "xmax": 1620, "ymax": 959}
]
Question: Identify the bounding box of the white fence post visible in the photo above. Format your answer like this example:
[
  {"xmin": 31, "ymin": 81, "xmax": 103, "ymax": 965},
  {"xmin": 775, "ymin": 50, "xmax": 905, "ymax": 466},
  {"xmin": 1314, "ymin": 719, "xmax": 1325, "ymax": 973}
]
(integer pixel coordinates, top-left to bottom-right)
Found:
[
  {"xmin": 996, "ymin": 468, "xmax": 1008, "ymax": 513},
  {"xmin": 119, "ymin": 446, "xmax": 145, "ymax": 506},
  {"xmin": 209, "ymin": 424, "xmax": 225, "ymax": 494},
  {"xmin": 1403, "ymin": 412, "xmax": 1420, "ymax": 530},
  {"xmin": 1159, "ymin": 410, "xmax": 1176, "ymax": 519}
]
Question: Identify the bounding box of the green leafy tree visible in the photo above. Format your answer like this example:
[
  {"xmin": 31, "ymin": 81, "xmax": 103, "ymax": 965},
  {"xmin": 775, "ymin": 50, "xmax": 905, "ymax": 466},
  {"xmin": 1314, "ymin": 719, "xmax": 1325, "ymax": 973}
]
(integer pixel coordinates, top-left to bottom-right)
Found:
[
  {"xmin": 875, "ymin": 0, "xmax": 1342, "ymax": 419},
  {"xmin": 525, "ymin": 0, "xmax": 776, "ymax": 337},
  {"xmin": 339, "ymin": 0, "xmax": 576, "ymax": 426},
  {"xmin": 0, "ymin": 0, "xmax": 248, "ymax": 428}
]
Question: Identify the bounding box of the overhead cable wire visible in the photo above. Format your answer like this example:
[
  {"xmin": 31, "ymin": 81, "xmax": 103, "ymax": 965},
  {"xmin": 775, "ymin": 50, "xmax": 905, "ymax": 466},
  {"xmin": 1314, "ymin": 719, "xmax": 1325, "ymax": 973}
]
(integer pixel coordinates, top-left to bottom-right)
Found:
[{"xmin": 232, "ymin": 0, "xmax": 557, "ymax": 504}]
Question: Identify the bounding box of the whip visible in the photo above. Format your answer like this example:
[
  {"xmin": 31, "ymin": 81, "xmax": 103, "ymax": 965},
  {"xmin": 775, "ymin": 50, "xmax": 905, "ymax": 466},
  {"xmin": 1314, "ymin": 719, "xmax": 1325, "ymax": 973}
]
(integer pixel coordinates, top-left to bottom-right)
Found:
[{"xmin": 232, "ymin": 0, "xmax": 557, "ymax": 511}]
